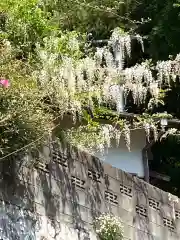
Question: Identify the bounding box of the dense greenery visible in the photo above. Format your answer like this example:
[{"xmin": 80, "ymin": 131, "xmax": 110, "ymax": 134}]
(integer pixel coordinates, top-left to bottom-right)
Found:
[
  {"xmin": 150, "ymin": 135, "xmax": 180, "ymax": 196},
  {"xmin": 131, "ymin": 0, "xmax": 180, "ymax": 196},
  {"xmin": 1, "ymin": 0, "xmax": 180, "ymax": 196},
  {"xmin": 131, "ymin": 0, "xmax": 180, "ymax": 60},
  {"xmin": 0, "ymin": 0, "xmax": 144, "ymax": 156}
]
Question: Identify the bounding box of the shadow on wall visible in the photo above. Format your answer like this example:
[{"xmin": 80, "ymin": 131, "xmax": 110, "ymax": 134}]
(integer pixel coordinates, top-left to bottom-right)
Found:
[
  {"xmin": 0, "ymin": 141, "xmax": 106, "ymax": 240},
  {"xmin": 0, "ymin": 140, "xmax": 178, "ymax": 240},
  {"xmin": 0, "ymin": 154, "xmax": 39, "ymax": 239}
]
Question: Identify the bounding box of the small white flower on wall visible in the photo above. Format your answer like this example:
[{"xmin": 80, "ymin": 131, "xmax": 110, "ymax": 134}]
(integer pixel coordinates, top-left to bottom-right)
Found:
[{"xmin": 94, "ymin": 213, "xmax": 124, "ymax": 240}]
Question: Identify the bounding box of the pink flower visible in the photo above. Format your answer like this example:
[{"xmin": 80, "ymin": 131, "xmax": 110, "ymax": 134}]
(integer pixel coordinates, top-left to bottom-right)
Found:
[{"xmin": 0, "ymin": 79, "xmax": 10, "ymax": 88}]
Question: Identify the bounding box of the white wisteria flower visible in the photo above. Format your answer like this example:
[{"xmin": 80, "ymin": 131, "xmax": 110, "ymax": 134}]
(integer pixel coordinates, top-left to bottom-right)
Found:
[{"xmin": 34, "ymin": 28, "xmax": 180, "ymax": 154}]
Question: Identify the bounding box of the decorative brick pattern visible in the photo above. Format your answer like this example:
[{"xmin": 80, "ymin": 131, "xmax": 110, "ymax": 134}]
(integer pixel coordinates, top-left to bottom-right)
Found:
[
  {"xmin": 136, "ymin": 205, "xmax": 148, "ymax": 217},
  {"xmin": 35, "ymin": 162, "xmax": 49, "ymax": 174},
  {"xmin": 71, "ymin": 176, "xmax": 85, "ymax": 189},
  {"xmin": 88, "ymin": 169, "xmax": 101, "ymax": 182},
  {"xmin": 105, "ymin": 191, "xmax": 118, "ymax": 205},
  {"xmin": 175, "ymin": 211, "xmax": 180, "ymax": 220},
  {"xmin": 52, "ymin": 150, "xmax": 68, "ymax": 167},
  {"xmin": 163, "ymin": 217, "xmax": 174, "ymax": 230},
  {"xmin": 4, "ymin": 141, "xmax": 180, "ymax": 240},
  {"xmin": 148, "ymin": 198, "xmax": 160, "ymax": 211},
  {"xmin": 120, "ymin": 184, "xmax": 132, "ymax": 197}
]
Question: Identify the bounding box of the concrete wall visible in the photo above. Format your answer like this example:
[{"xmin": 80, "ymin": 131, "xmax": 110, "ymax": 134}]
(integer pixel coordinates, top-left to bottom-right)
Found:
[
  {"xmin": 0, "ymin": 140, "xmax": 179, "ymax": 240},
  {"xmin": 94, "ymin": 129, "xmax": 146, "ymax": 177}
]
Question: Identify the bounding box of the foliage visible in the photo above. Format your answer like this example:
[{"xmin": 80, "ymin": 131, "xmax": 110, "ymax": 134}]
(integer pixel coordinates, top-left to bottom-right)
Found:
[
  {"xmin": 152, "ymin": 112, "xmax": 173, "ymax": 119},
  {"xmin": 0, "ymin": 0, "xmax": 138, "ymax": 56},
  {"xmin": 42, "ymin": 0, "xmax": 138, "ymax": 39},
  {"xmin": 0, "ymin": 41, "xmax": 53, "ymax": 156},
  {"xmin": 1, "ymin": 0, "xmax": 180, "ymax": 162},
  {"xmin": 65, "ymin": 119, "xmax": 131, "ymax": 153},
  {"xmin": 132, "ymin": 0, "xmax": 180, "ymax": 60},
  {"xmin": 94, "ymin": 213, "xmax": 124, "ymax": 240},
  {"xmin": 150, "ymin": 133, "xmax": 180, "ymax": 196},
  {"xmin": 0, "ymin": 0, "xmax": 55, "ymax": 56}
]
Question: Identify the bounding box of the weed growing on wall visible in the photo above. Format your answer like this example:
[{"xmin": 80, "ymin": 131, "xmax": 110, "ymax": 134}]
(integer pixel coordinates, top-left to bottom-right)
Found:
[{"xmin": 94, "ymin": 213, "xmax": 124, "ymax": 240}]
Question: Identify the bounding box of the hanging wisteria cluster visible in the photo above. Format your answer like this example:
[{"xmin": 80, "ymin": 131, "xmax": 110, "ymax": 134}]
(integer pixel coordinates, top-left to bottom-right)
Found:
[
  {"xmin": 65, "ymin": 121, "xmax": 131, "ymax": 154},
  {"xmin": 35, "ymin": 28, "xmax": 180, "ymax": 153},
  {"xmin": 35, "ymin": 28, "xmax": 146, "ymax": 116},
  {"xmin": 156, "ymin": 54, "xmax": 180, "ymax": 84}
]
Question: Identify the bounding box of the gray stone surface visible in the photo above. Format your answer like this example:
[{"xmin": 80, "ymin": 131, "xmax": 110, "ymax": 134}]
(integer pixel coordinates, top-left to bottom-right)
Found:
[{"xmin": 0, "ymin": 141, "xmax": 179, "ymax": 239}]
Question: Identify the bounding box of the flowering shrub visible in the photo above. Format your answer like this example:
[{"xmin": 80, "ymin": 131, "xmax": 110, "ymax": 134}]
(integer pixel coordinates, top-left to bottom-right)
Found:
[
  {"xmin": 0, "ymin": 41, "xmax": 53, "ymax": 156},
  {"xmin": 0, "ymin": 79, "xmax": 10, "ymax": 88},
  {"xmin": 0, "ymin": 0, "xmax": 180, "ymax": 158},
  {"xmin": 94, "ymin": 213, "xmax": 124, "ymax": 240}
]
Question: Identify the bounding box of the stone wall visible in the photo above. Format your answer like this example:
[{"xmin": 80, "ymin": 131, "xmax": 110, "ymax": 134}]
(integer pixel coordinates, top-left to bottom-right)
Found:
[{"xmin": 0, "ymin": 141, "xmax": 180, "ymax": 240}]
